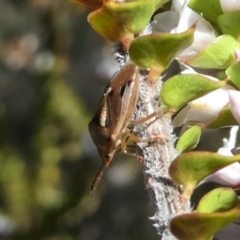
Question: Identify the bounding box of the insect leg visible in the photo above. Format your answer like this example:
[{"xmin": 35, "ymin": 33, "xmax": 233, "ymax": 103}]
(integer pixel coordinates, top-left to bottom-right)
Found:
[
  {"xmin": 121, "ymin": 133, "xmax": 145, "ymax": 163},
  {"xmin": 129, "ymin": 111, "xmax": 159, "ymax": 127}
]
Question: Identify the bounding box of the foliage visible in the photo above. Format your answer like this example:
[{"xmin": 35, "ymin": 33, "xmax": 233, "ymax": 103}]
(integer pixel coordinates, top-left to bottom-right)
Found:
[
  {"xmin": 1, "ymin": 0, "xmax": 240, "ymax": 239},
  {"xmin": 77, "ymin": 0, "xmax": 240, "ymax": 239}
]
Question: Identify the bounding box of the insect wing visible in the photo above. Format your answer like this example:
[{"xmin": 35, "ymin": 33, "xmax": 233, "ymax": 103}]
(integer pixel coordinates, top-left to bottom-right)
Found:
[
  {"xmin": 88, "ymin": 89, "xmax": 112, "ymax": 147},
  {"xmin": 88, "ymin": 63, "xmax": 139, "ymax": 148},
  {"xmin": 107, "ymin": 63, "xmax": 139, "ymax": 137}
]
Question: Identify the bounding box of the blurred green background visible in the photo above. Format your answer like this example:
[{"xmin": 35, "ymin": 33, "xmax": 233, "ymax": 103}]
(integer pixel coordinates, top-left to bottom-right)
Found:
[{"xmin": 0, "ymin": 0, "xmax": 157, "ymax": 239}]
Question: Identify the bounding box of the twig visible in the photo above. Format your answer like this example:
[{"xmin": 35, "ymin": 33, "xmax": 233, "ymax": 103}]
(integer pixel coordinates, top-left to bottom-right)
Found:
[{"xmin": 133, "ymin": 71, "xmax": 190, "ymax": 239}]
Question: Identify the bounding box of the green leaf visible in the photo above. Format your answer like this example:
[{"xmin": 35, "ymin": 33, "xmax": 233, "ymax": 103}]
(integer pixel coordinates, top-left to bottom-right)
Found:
[
  {"xmin": 176, "ymin": 126, "xmax": 201, "ymax": 153},
  {"xmin": 226, "ymin": 61, "xmax": 240, "ymax": 89},
  {"xmin": 88, "ymin": 0, "xmax": 155, "ymax": 42},
  {"xmin": 170, "ymin": 205, "xmax": 240, "ymax": 240},
  {"xmin": 204, "ymin": 105, "xmax": 238, "ymax": 128},
  {"xmin": 218, "ymin": 11, "xmax": 240, "ymax": 40},
  {"xmin": 169, "ymin": 151, "xmax": 240, "ymax": 198},
  {"xmin": 191, "ymin": 182, "xmax": 222, "ymax": 209},
  {"xmin": 160, "ymin": 74, "xmax": 226, "ymax": 111},
  {"xmin": 197, "ymin": 188, "xmax": 239, "ymax": 213},
  {"xmin": 186, "ymin": 35, "xmax": 240, "ymax": 69},
  {"xmin": 129, "ymin": 26, "xmax": 194, "ymax": 72},
  {"xmin": 188, "ymin": 0, "xmax": 223, "ymax": 24}
]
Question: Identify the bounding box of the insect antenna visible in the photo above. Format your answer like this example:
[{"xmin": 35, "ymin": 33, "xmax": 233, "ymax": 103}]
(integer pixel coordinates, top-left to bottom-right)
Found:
[{"xmin": 90, "ymin": 162, "xmax": 109, "ymax": 200}]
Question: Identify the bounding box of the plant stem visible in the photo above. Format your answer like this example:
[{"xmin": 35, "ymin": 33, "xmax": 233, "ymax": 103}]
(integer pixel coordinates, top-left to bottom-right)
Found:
[{"xmin": 133, "ymin": 71, "xmax": 190, "ymax": 239}]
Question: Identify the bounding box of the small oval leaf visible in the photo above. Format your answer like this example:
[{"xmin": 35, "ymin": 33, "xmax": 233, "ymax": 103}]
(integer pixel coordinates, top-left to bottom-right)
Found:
[
  {"xmin": 185, "ymin": 35, "xmax": 240, "ymax": 69},
  {"xmin": 226, "ymin": 61, "xmax": 240, "ymax": 89},
  {"xmin": 188, "ymin": 0, "xmax": 223, "ymax": 24},
  {"xmin": 197, "ymin": 188, "xmax": 239, "ymax": 213},
  {"xmin": 170, "ymin": 205, "xmax": 240, "ymax": 240},
  {"xmin": 160, "ymin": 74, "xmax": 226, "ymax": 111},
  {"xmin": 191, "ymin": 182, "xmax": 222, "ymax": 209},
  {"xmin": 88, "ymin": 1, "xmax": 154, "ymax": 42},
  {"xmin": 169, "ymin": 151, "xmax": 240, "ymax": 198},
  {"xmin": 218, "ymin": 11, "xmax": 240, "ymax": 40},
  {"xmin": 129, "ymin": 26, "xmax": 194, "ymax": 72},
  {"xmin": 176, "ymin": 126, "xmax": 201, "ymax": 153},
  {"xmin": 203, "ymin": 105, "xmax": 238, "ymax": 128}
]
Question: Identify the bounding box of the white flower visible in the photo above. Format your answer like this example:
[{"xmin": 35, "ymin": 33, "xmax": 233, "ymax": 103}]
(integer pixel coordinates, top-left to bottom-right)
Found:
[
  {"xmin": 228, "ymin": 90, "xmax": 240, "ymax": 125},
  {"xmin": 234, "ymin": 49, "xmax": 240, "ymax": 61},
  {"xmin": 170, "ymin": 0, "xmax": 199, "ymax": 33},
  {"xmin": 220, "ymin": 0, "xmax": 240, "ymax": 13},
  {"xmin": 172, "ymin": 68, "xmax": 233, "ymax": 127},
  {"xmin": 177, "ymin": 18, "xmax": 217, "ymax": 59},
  {"xmin": 203, "ymin": 126, "xmax": 240, "ymax": 187},
  {"xmin": 153, "ymin": 0, "xmax": 217, "ymax": 59},
  {"xmin": 172, "ymin": 86, "xmax": 231, "ymax": 127}
]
